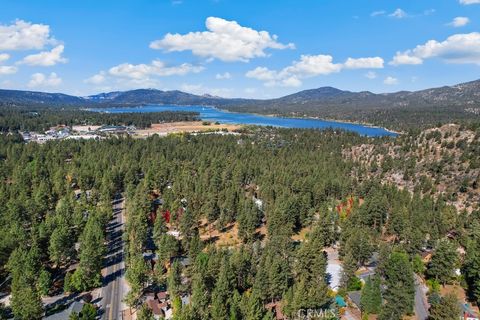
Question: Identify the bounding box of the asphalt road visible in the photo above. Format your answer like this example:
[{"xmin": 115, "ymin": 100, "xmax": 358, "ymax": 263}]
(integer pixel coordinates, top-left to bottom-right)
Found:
[
  {"xmin": 414, "ymin": 275, "xmax": 429, "ymax": 320},
  {"xmin": 100, "ymin": 196, "xmax": 127, "ymax": 320}
]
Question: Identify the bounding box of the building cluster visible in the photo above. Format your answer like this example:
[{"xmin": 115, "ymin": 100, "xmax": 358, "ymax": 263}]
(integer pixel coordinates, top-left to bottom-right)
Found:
[{"xmin": 20, "ymin": 125, "xmax": 137, "ymax": 143}]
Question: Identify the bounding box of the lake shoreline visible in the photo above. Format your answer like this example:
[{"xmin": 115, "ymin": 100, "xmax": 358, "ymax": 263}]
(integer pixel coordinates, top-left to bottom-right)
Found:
[{"xmin": 88, "ymin": 105, "xmax": 398, "ymax": 137}]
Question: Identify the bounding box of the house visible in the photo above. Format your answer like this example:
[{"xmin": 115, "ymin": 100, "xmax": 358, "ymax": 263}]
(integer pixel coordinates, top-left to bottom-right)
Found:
[
  {"xmin": 170, "ymin": 256, "xmax": 191, "ymax": 268},
  {"xmin": 357, "ymin": 269, "xmax": 376, "ymax": 283},
  {"xmin": 156, "ymin": 291, "xmax": 168, "ymax": 302},
  {"xmin": 181, "ymin": 295, "xmax": 190, "ymax": 306},
  {"xmin": 45, "ymin": 301, "xmax": 85, "ymax": 320},
  {"xmin": 421, "ymin": 249, "xmax": 433, "ymax": 263},
  {"xmin": 347, "ymin": 291, "xmax": 362, "ymax": 309},
  {"xmin": 97, "ymin": 125, "xmax": 129, "ymax": 133},
  {"xmin": 460, "ymin": 303, "xmax": 479, "ymax": 320},
  {"xmin": 146, "ymin": 299, "xmax": 164, "ymax": 319}
]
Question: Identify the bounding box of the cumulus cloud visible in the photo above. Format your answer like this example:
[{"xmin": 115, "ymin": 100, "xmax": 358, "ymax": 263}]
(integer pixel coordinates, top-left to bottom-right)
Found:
[
  {"xmin": 28, "ymin": 72, "xmax": 62, "ymax": 88},
  {"xmin": 460, "ymin": 0, "xmax": 480, "ymax": 4},
  {"xmin": 108, "ymin": 60, "xmax": 204, "ymax": 80},
  {"xmin": 247, "ymin": 54, "xmax": 384, "ymax": 87},
  {"xmin": 215, "ymin": 72, "xmax": 232, "ymax": 80},
  {"xmin": 0, "ymin": 65, "xmax": 17, "ymax": 75},
  {"xmin": 150, "ymin": 17, "xmax": 294, "ymax": 62},
  {"xmin": 344, "ymin": 57, "xmax": 384, "ymax": 69},
  {"xmin": 391, "ymin": 32, "xmax": 480, "ymax": 65},
  {"xmin": 84, "ymin": 71, "xmax": 106, "ymax": 85},
  {"xmin": 85, "ymin": 60, "xmax": 204, "ymax": 89},
  {"xmin": 389, "ymin": 8, "xmax": 408, "ymax": 19},
  {"xmin": 384, "ymin": 76, "xmax": 398, "ymax": 85},
  {"xmin": 18, "ymin": 45, "xmax": 67, "ymax": 66},
  {"xmin": 448, "ymin": 17, "xmax": 470, "ymax": 27},
  {"xmin": 0, "ymin": 20, "xmax": 56, "ymax": 51}
]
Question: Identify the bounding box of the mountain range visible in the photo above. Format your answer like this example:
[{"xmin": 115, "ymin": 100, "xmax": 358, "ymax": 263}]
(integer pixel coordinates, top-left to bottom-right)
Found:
[{"xmin": 1, "ymin": 79, "xmax": 479, "ymax": 130}]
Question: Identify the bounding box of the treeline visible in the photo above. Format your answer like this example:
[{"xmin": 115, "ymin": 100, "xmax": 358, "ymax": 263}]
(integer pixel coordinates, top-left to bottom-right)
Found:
[
  {"xmin": 0, "ymin": 106, "xmax": 199, "ymax": 132},
  {"xmin": 1, "ymin": 127, "xmax": 479, "ymax": 319},
  {"xmin": 222, "ymin": 103, "xmax": 480, "ymax": 132}
]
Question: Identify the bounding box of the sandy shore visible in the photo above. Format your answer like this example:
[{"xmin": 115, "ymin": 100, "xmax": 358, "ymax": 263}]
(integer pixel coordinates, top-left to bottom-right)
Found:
[{"xmin": 134, "ymin": 121, "xmax": 243, "ymax": 137}]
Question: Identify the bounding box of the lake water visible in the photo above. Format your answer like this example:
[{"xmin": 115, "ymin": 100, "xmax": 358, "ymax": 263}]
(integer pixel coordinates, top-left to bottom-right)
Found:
[{"xmin": 91, "ymin": 105, "xmax": 397, "ymax": 137}]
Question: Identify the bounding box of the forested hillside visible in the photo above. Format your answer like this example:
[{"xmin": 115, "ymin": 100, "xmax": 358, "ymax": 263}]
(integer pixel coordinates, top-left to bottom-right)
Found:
[
  {"xmin": 344, "ymin": 123, "xmax": 480, "ymax": 212},
  {"xmin": 1, "ymin": 79, "xmax": 480, "ymax": 131},
  {"xmin": 0, "ymin": 106, "xmax": 199, "ymax": 132},
  {"xmin": 0, "ymin": 126, "xmax": 479, "ymax": 319}
]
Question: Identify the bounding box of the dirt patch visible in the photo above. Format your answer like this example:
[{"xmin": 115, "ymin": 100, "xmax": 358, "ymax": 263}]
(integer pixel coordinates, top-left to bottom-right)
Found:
[{"xmin": 134, "ymin": 121, "xmax": 243, "ymax": 137}]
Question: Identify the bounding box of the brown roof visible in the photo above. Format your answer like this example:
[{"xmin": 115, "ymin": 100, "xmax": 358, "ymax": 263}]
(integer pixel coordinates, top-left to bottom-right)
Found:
[
  {"xmin": 156, "ymin": 291, "xmax": 168, "ymax": 300},
  {"xmin": 147, "ymin": 300, "xmax": 163, "ymax": 316}
]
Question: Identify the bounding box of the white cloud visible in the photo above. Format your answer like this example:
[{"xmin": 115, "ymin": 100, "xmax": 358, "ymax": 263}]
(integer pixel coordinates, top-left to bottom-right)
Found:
[
  {"xmin": 247, "ymin": 54, "xmax": 384, "ymax": 87},
  {"xmin": 0, "ymin": 20, "xmax": 55, "ymax": 51},
  {"xmin": 246, "ymin": 66, "xmax": 277, "ymax": 81},
  {"xmin": 28, "ymin": 72, "xmax": 62, "ymax": 88},
  {"xmin": 371, "ymin": 10, "xmax": 386, "ymax": 17},
  {"xmin": 448, "ymin": 17, "xmax": 470, "ymax": 27},
  {"xmin": 85, "ymin": 60, "xmax": 204, "ymax": 89},
  {"xmin": 390, "ymin": 32, "xmax": 480, "ymax": 65},
  {"xmin": 389, "ymin": 8, "xmax": 408, "ymax": 19},
  {"xmin": 18, "ymin": 45, "xmax": 67, "ymax": 66},
  {"xmin": 0, "ymin": 53, "xmax": 10, "ymax": 63},
  {"xmin": 365, "ymin": 71, "xmax": 377, "ymax": 79},
  {"xmin": 390, "ymin": 53, "xmax": 423, "ymax": 66},
  {"xmin": 0, "ymin": 65, "xmax": 17, "ymax": 75},
  {"xmin": 108, "ymin": 60, "xmax": 204, "ymax": 80},
  {"xmin": 84, "ymin": 71, "xmax": 106, "ymax": 85},
  {"xmin": 460, "ymin": 0, "xmax": 480, "ymax": 4},
  {"xmin": 150, "ymin": 17, "xmax": 294, "ymax": 62},
  {"xmin": 215, "ymin": 72, "xmax": 232, "ymax": 80},
  {"xmin": 344, "ymin": 57, "xmax": 384, "ymax": 69},
  {"xmin": 384, "ymin": 76, "xmax": 398, "ymax": 85},
  {"xmin": 283, "ymin": 55, "xmax": 343, "ymax": 78}
]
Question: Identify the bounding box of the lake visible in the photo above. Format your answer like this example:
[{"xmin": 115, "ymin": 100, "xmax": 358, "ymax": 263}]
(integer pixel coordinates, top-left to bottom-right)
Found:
[{"xmin": 90, "ymin": 105, "xmax": 397, "ymax": 137}]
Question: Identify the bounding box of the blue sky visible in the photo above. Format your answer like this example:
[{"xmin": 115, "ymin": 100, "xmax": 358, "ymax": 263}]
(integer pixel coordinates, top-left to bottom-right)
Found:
[{"xmin": 0, "ymin": 0, "xmax": 479, "ymax": 98}]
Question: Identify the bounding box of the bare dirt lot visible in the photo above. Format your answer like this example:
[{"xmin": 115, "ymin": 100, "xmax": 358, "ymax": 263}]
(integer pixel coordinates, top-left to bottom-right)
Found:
[{"xmin": 134, "ymin": 121, "xmax": 243, "ymax": 137}]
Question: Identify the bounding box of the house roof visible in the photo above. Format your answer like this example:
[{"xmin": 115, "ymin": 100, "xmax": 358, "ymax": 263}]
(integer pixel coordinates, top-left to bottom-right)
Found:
[
  {"xmin": 147, "ymin": 299, "xmax": 163, "ymax": 316},
  {"xmin": 156, "ymin": 291, "xmax": 168, "ymax": 300},
  {"xmin": 460, "ymin": 303, "xmax": 479, "ymax": 318},
  {"xmin": 348, "ymin": 291, "xmax": 362, "ymax": 308}
]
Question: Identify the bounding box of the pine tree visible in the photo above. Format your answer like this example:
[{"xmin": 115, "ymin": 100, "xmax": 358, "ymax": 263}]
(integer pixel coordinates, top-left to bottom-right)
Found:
[
  {"xmin": 360, "ymin": 276, "xmax": 382, "ymax": 315},
  {"xmin": 427, "ymin": 239, "xmax": 459, "ymax": 285},
  {"xmin": 49, "ymin": 223, "xmax": 74, "ymax": 266},
  {"xmin": 168, "ymin": 260, "xmax": 183, "ymax": 297},
  {"xmin": 463, "ymin": 243, "xmax": 480, "ymax": 304},
  {"xmin": 428, "ymin": 293, "xmax": 461, "ymax": 320},
  {"xmin": 211, "ymin": 258, "xmax": 234, "ymax": 319},
  {"xmin": 340, "ymin": 250, "xmax": 358, "ymax": 290},
  {"xmin": 125, "ymin": 253, "xmax": 149, "ymax": 296},
  {"xmin": 191, "ymin": 274, "xmax": 210, "ymax": 319},
  {"xmin": 76, "ymin": 212, "xmax": 105, "ymax": 290},
  {"xmin": 38, "ymin": 269, "xmax": 52, "ymax": 296},
  {"xmin": 7, "ymin": 247, "xmax": 44, "ymax": 320},
  {"xmin": 379, "ymin": 252, "xmax": 415, "ymax": 320},
  {"xmin": 247, "ymin": 290, "xmax": 265, "ymax": 320}
]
